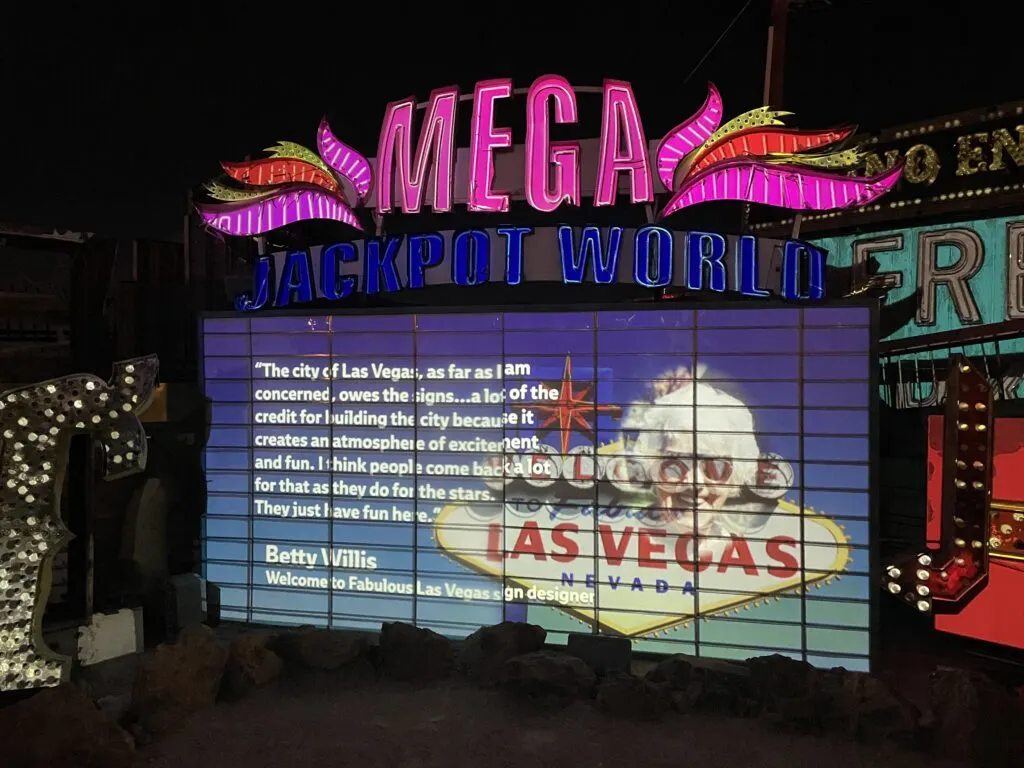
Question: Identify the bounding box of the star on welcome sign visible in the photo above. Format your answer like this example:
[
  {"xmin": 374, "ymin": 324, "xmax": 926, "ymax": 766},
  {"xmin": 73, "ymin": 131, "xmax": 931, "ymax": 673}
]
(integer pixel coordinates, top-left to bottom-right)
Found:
[{"xmin": 511, "ymin": 355, "xmax": 622, "ymax": 455}]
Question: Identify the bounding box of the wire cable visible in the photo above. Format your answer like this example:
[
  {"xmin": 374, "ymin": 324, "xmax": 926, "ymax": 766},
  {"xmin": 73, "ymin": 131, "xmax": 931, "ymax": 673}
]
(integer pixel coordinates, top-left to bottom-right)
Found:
[{"xmin": 681, "ymin": 0, "xmax": 757, "ymax": 87}]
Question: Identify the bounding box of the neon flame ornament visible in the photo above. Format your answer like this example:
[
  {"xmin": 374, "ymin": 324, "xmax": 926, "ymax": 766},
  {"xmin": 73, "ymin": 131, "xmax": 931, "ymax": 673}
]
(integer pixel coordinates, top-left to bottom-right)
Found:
[
  {"xmin": 654, "ymin": 83, "xmax": 903, "ymax": 220},
  {"xmin": 196, "ymin": 123, "xmax": 371, "ymax": 236},
  {"xmin": 655, "ymin": 84, "xmax": 724, "ymax": 190}
]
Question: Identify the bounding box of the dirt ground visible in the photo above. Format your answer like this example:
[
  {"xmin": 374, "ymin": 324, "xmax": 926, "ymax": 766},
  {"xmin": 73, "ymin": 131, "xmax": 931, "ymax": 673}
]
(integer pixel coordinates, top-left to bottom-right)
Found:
[{"xmin": 137, "ymin": 677, "xmax": 955, "ymax": 768}]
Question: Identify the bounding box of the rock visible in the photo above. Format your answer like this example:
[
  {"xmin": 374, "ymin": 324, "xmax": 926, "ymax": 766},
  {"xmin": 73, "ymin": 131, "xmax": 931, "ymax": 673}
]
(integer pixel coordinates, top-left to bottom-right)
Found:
[
  {"xmin": 819, "ymin": 668, "xmax": 921, "ymax": 746},
  {"xmin": 0, "ymin": 684, "xmax": 135, "ymax": 768},
  {"xmin": 596, "ymin": 673, "xmax": 672, "ymax": 721},
  {"xmin": 748, "ymin": 655, "xmax": 922, "ymax": 745},
  {"xmin": 748, "ymin": 654, "xmax": 817, "ymax": 701},
  {"xmin": 95, "ymin": 693, "xmax": 132, "ymax": 724},
  {"xmin": 811, "ymin": 671, "xmax": 917, "ymax": 749},
  {"xmin": 500, "ymin": 650, "xmax": 597, "ymax": 704},
  {"xmin": 459, "ymin": 622, "xmax": 547, "ymax": 685},
  {"xmin": 747, "ymin": 654, "xmax": 826, "ymax": 732},
  {"xmin": 130, "ymin": 623, "xmax": 228, "ymax": 736},
  {"xmin": 221, "ymin": 631, "xmax": 284, "ymax": 698},
  {"xmin": 379, "ymin": 622, "xmax": 455, "ymax": 682},
  {"xmin": 692, "ymin": 658, "xmax": 759, "ymax": 716},
  {"xmin": 644, "ymin": 654, "xmax": 695, "ymax": 689},
  {"xmin": 929, "ymin": 667, "xmax": 1024, "ymax": 764},
  {"xmin": 267, "ymin": 627, "xmax": 368, "ymax": 672},
  {"xmin": 646, "ymin": 654, "xmax": 756, "ymax": 715}
]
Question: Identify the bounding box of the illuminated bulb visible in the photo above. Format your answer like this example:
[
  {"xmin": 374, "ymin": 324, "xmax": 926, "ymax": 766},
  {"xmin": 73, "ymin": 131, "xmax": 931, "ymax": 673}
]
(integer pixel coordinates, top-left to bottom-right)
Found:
[
  {"xmin": 976, "ymin": 424, "xmax": 987, "ymax": 432},
  {"xmin": 960, "ymin": 364, "xmax": 971, "ymax": 373},
  {"xmin": 887, "ymin": 566, "xmax": 901, "ymax": 579},
  {"xmin": 973, "ymin": 461, "xmax": 984, "ymax": 470},
  {"xmin": 916, "ymin": 584, "xmax": 930, "ymax": 596},
  {"xmin": 956, "ymin": 460, "xmax": 967, "ymax": 470},
  {"xmin": 955, "ymin": 480, "xmax": 967, "ymax": 488},
  {"xmin": 916, "ymin": 569, "xmax": 930, "ymax": 581},
  {"xmin": 917, "ymin": 554, "xmax": 932, "ymax": 566},
  {"xmin": 958, "ymin": 401, "xmax": 969, "ymax": 410},
  {"xmin": 888, "ymin": 582, "xmax": 901, "ymax": 594},
  {"xmin": 1000, "ymin": 524, "xmax": 1013, "ymax": 535},
  {"xmin": 940, "ymin": 571, "xmax": 948, "ymax": 580},
  {"xmin": 955, "ymin": 557, "xmax": 966, "ymax": 566},
  {"xmin": 990, "ymin": 537, "xmax": 1002, "ymax": 548},
  {"xmin": 954, "ymin": 538, "xmax": 966, "ymax": 548},
  {"xmin": 958, "ymin": 423, "xmax": 969, "ymax": 431},
  {"xmin": 971, "ymin": 540, "xmax": 983, "ymax": 549},
  {"xmin": 954, "ymin": 517, "xmax": 965, "ymax": 527},
  {"xmin": 975, "ymin": 402, "xmax": 986, "ymax": 411},
  {"xmin": 1014, "ymin": 513, "xmax": 1024, "ymax": 522},
  {"xmin": 917, "ymin": 600, "xmax": 931, "ymax": 612},
  {"xmin": 972, "ymin": 481, "xmax": 984, "ymax": 490}
]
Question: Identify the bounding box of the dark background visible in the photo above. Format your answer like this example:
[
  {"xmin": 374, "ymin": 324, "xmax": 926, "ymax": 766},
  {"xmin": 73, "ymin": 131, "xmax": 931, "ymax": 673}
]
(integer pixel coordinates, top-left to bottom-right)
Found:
[{"xmin": 0, "ymin": 0, "xmax": 1011, "ymax": 240}]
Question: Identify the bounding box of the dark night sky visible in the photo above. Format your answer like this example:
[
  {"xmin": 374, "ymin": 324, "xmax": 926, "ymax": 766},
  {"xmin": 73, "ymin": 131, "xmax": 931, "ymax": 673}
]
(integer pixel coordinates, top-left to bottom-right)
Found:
[{"xmin": 0, "ymin": 1, "xmax": 1014, "ymax": 241}]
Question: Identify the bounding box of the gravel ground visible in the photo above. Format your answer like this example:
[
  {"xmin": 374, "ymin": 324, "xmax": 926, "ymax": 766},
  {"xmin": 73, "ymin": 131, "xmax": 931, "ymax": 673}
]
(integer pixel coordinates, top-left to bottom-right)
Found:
[{"xmin": 138, "ymin": 677, "xmax": 954, "ymax": 768}]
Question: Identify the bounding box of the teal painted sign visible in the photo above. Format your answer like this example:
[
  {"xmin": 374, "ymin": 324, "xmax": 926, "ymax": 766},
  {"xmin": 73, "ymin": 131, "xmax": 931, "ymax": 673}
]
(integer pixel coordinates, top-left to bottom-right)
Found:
[{"xmin": 814, "ymin": 215, "xmax": 1024, "ymax": 406}]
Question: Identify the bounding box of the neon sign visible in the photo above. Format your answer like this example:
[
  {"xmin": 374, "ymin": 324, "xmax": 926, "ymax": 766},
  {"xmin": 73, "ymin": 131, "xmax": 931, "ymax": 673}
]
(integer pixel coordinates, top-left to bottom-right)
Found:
[
  {"xmin": 236, "ymin": 227, "xmax": 827, "ymax": 310},
  {"xmin": 196, "ymin": 78, "xmax": 903, "ymax": 236}
]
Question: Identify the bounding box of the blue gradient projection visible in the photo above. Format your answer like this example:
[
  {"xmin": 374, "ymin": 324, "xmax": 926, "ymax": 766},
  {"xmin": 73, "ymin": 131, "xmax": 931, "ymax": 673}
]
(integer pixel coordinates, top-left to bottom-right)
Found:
[{"xmin": 201, "ymin": 306, "xmax": 873, "ymax": 671}]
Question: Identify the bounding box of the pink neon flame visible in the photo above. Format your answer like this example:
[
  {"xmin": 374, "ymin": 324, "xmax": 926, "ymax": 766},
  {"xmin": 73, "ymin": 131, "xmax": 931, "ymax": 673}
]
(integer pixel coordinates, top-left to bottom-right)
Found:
[
  {"xmin": 525, "ymin": 74, "xmax": 581, "ymax": 212},
  {"xmin": 658, "ymin": 160, "xmax": 904, "ymax": 219},
  {"xmin": 197, "ymin": 186, "xmax": 363, "ymax": 236},
  {"xmin": 594, "ymin": 80, "xmax": 653, "ymax": 206},
  {"xmin": 654, "ymin": 83, "xmax": 723, "ymax": 191},
  {"xmin": 467, "ymin": 78, "xmax": 514, "ymax": 213},
  {"xmin": 316, "ymin": 118, "xmax": 373, "ymax": 203}
]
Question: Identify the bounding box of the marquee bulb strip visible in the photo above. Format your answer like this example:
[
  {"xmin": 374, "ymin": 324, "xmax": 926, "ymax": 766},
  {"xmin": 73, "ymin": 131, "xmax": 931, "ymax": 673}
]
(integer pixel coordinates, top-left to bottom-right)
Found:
[{"xmin": 882, "ymin": 357, "xmax": 994, "ymax": 614}]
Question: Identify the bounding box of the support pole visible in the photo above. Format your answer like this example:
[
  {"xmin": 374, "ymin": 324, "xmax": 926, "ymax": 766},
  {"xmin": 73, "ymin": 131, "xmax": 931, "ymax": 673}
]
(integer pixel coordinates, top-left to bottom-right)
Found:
[
  {"xmin": 766, "ymin": 0, "xmax": 789, "ymax": 107},
  {"xmin": 764, "ymin": 0, "xmax": 804, "ymax": 239},
  {"xmin": 745, "ymin": 0, "xmax": 793, "ymax": 235}
]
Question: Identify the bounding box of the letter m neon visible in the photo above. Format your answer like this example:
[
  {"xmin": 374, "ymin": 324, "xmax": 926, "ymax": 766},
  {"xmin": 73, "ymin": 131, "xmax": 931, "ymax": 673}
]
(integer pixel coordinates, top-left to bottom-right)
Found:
[{"xmin": 376, "ymin": 86, "xmax": 459, "ymax": 214}]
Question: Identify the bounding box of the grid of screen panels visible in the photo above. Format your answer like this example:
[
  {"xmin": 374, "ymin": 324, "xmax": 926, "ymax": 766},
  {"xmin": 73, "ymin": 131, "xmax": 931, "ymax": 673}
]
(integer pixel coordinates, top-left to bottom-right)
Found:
[{"xmin": 201, "ymin": 305, "xmax": 874, "ymax": 671}]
